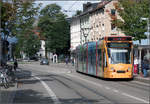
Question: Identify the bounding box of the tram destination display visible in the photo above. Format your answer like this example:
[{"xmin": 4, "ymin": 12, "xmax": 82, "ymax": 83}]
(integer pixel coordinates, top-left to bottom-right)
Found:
[{"xmin": 107, "ymin": 43, "xmax": 131, "ymax": 48}]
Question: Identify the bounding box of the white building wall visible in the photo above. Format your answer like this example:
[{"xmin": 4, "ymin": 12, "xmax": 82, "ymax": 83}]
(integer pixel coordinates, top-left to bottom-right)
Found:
[
  {"xmin": 89, "ymin": 0, "xmax": 125, "ymax": 42},
  {"xmin": 70, "ymin": 17, "xmax": 81, "ymax": 51},
  {"xmin": 37, "ymin": 40, "xmax": 45, "ymax": 58}
]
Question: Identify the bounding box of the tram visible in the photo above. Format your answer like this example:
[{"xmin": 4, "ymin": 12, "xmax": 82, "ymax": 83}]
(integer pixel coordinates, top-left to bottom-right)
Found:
[{"xmin": 75, "ymin": 36, "xmax": 133, "ymax": 79}]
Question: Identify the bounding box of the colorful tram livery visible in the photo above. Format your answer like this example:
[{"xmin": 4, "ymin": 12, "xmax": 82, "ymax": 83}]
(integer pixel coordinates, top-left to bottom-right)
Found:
[{"xmin": 75, "ymin": 36, "xmax": 133, "ymax": 79}]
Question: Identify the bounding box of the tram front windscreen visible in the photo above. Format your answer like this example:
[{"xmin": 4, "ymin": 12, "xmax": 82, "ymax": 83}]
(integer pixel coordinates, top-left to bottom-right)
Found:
[{"xmin": 107, "ymin": 43, "xmax": 132, "ymax": 64}]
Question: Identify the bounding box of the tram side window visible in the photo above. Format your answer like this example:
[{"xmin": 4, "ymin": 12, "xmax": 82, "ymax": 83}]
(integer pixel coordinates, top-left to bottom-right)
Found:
[
  {"xmin": 88, "ymin": 49, "xmax": 91, "ymax": 64},
  {"xmin": 90, "ymin": 50, "xmax": 93, "ymax": 65},
  {"xmin": 98, "ymin": 49, "xmax": 102, "ymax": 67},
  {"xmin": 84, "ymin": 49, "xmax": 86, "ymax": 64},
  {"xmin": 93, "ymin": 49, "xmax": 96, "ymax": 65},
  {"xmin": 79, "ymin": 51, "xmax": 82, "ymax": 64}
]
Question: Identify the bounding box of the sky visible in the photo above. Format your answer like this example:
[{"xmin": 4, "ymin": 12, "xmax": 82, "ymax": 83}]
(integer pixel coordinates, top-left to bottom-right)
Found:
[{"xmin": 34, "ymin": 0, "xmax": 101, "ymax": 17}]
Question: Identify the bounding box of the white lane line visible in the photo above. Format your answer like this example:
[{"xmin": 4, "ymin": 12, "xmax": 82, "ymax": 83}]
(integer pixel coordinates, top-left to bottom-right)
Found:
[
  {"xmin": 122, "ymin": 93, "xmax": 149, "ymax": 103},
  {"xmin": 105, "ymin": 87, "xmax": 110, "ymax": 90},
  {"xmin": 113, "ymin": 89, "xmax": 119, "ymax": 93},
  {"xmin": 34, "ymin": 76, "xmax": 61, "ymax": 104}
]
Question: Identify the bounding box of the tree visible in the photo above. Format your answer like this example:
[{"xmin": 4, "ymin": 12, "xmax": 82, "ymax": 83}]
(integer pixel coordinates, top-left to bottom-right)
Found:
[
  {"xmin": 12, "ymin": 1, "xmax": 41, "ymax": 58},
  {"xmin": 0, "ymin": 0, "xmax": 18, "ymax": 65},
  {"xmin": 74, "ymin": 10, "xmax": 82, "ymax": 16},
  {"xmin": 114, "ymin": 0, "xmax": 149, "ymax": 43},
  {"xmin": 38, "ymin": 4, "xmax": 70, "ymax": 56}
]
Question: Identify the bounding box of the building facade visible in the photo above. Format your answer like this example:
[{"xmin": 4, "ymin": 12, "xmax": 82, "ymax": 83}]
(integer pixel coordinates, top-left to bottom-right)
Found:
[
  {"xmin": 70, "ymin": 0, "xmax": 125, "ymax": 51},
  {"xmin": 89, "ymin": 0, "xmax": 125, "ymax": 42},
  {"xmin": 70, "ymin": 16, "xmax": 81, "ymax": 52}
]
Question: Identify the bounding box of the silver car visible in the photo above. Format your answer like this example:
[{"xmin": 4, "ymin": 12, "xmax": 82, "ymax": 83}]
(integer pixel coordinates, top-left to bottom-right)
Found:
[{"xmin": 40, "ymin": 59, "xmax": 49, "ymax": 65}]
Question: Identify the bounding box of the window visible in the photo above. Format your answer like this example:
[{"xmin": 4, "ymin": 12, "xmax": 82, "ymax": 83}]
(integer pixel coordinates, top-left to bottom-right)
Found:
[
  {"xmin": 98, "ymin": 49, "xmax": 102, "ymax": 67},
  {"xmin": 111, "ymin": 24, "xmax": 116, "ymax": 30},
  {"xmin": 111, "ymin": 9, "xmax": 116, "ymax": 15}
]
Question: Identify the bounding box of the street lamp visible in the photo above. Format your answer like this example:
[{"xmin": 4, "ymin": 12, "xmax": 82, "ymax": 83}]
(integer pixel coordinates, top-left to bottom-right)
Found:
[{"xmin": 81, "ymin": 27, "xmax": 91, "ymax": 43}]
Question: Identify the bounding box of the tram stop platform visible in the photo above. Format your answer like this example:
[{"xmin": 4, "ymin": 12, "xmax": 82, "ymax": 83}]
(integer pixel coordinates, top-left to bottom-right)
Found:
[{"xmin": 133, "ymin": 70, "xmax": 150, "ymax": 84}]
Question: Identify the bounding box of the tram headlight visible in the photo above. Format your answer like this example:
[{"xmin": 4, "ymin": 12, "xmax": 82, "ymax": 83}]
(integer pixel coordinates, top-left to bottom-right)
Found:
[
  {"xmin": 110, "ymin": 67, "xmax": 115, "ymax": 72},
  {"xmin": 127, "ymin": 67, "xmax": 131, "ymax": 72},
  {"xmin": 128, "ymin": 67, "xmax": 131, "ymax": 71}
]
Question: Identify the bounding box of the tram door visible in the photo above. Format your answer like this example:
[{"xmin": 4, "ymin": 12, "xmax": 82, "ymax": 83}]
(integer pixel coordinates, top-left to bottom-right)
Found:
[{"xmin": 103, "ymin": 49, "xmax": 108, "ymax": 77}]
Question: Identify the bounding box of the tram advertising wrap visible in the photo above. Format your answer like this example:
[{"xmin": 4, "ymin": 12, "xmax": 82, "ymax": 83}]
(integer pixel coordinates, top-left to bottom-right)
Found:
[{"xmin": 75, "ymin": 36, "xmax": 133, "ymax": 79}]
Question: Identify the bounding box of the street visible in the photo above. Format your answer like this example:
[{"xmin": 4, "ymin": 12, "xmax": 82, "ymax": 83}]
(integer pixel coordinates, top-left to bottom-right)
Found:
[{"xmin": 3, "ymin": 62, "xmax": 148, "ymax": 104}]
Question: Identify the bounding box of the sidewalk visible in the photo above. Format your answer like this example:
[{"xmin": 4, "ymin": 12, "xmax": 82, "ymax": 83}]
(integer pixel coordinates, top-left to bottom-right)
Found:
[
  {"xmin": 133, "ymin": 70, "xmax": 150, "ymax": 84},
  {"xmin": 0, "ymin": 68, "xmax": 22, "ymax": 104},
  {"xmin": 0, "ymin": 83, "xmax": 17, "ymax": 104}
]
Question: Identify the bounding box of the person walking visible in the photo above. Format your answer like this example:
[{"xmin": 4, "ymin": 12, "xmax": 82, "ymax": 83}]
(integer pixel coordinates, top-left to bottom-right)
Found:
[
  {"xmin": 14, "ymin": 59, "xmax": 18, "ymax": 71},
  {"xmin": 141, "ymin": 59, "xmax": 149, "ymax": 77},
  {"xmin": 65, "ymin": 57, "xmax": 69, "ymax": 65},
  {"xmin": 70, "ymin": 57, "xmax": 74, "ymax": 66},
  {"xmin": 134, "ymin": 56, "xmax": 139, "ymax": 74}
]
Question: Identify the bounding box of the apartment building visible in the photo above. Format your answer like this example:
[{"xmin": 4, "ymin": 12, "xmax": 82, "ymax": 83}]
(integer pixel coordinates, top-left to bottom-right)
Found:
[
  {"xmin": 89, "ymin": 0, "xmax": 124, "ymax": 42},
  {"xmin": 70, "ymin": 0, "xmax": 125, "ymax": 51},
  {"xmin": 70, "ymin": 16, "xmax": 81, "ymax": 52}
]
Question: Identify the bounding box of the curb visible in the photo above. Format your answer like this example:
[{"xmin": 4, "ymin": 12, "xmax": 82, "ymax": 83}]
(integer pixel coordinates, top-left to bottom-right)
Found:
[{"xmin": 133, "ymin": 76, "xmax": 150, "ymax": 84}]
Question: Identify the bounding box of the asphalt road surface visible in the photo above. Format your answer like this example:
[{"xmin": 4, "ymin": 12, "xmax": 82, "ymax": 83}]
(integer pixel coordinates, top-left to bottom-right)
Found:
[{"xmin": 13, "ymin": 62, "xmax": 150, "ymax": 104}]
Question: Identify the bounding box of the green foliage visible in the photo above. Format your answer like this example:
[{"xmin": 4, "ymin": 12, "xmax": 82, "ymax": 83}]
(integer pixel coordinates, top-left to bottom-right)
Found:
[
  {"xmin": 22, "ymin": 34, "xmax": 41, "ymax": 57},
  {"xmin": 13, "ymin": 1, "xmax": 41, "ymax": 58},
  {"xmin": 0, "ymin": 0, "xmax": 41, "ymax": 58},
  {"xmin": 74, "ymin": 10, "xmax": 82, "ymax": 16},
  {"xmin": 38, "ymin": 4, "xmax": 70, "ymax": 55},
  {"xmin": 1, "ymin": 1, "xmax": 17, "ymax": 38},
  {"xmin": 115, "ymin": 0, "xmax": 149, "ymax": 42}
]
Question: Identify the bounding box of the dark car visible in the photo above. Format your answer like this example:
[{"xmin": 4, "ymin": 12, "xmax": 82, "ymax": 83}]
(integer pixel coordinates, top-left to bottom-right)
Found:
[
  {"xmin": 29, "ymin": 56, "xmax": 38, "ymax": 61},
  {"xmin": 40, "ymin": 58, "xmax": 49, "ymax": 65}
]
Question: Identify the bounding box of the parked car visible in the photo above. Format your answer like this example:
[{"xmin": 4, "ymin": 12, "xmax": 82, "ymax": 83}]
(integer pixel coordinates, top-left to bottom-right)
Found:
[
  {"xmin": 29, "ymin": 56, "xmax": 38, "ymax": 61},
  {"xmin": 40, "ymin": 58, "xmax": 49, "ymax": 65}
]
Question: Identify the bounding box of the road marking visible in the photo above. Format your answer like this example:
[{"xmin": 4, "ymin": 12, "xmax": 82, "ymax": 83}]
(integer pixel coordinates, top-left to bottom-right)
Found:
[
  {"xmin": 67, "ymin": 74, "xmax": 149, "ymax": 103},
  {"xmin": 113, "ymin": 89, "xmax": 119, "ymax": 93},
  {"xmin": 122, "ymin": 93, "xmax": 149, "ymax": 103},
  {"xmin": 105, "ymin": 87, "xmax": 110, "ymax": 90},
  {"xmin": 34, "ymin": 76, "xmax": 61, "ymax": 104}
]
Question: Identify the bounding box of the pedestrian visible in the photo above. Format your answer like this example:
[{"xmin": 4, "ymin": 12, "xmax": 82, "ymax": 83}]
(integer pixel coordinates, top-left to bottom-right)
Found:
[
  {"xmin": 71, "ymin": 57, "xmax": 74, "ymax": 66},
  {"xmin": 141, "ymin": 59, "xmax": 149, "ymax": 77},
  {"xmin": 134, "ymin": 56, "xmax": 139, "ymax": 74},
  {"xmin": 65, "ymin": 57, "xmax": 69, "ymax": 65},
  {"xmin": 14, "ymin": 59, "xmax": 18, "ymax": 71}
]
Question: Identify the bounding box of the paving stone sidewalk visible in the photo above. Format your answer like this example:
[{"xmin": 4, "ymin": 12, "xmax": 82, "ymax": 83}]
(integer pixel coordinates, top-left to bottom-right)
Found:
[
  {"xmin": 0, "ymin": 68, "xmax": 22, "ymax": 104},
  {"xmin": 133, "ymin": 70, "xmax": 150, "ymax": 84}
]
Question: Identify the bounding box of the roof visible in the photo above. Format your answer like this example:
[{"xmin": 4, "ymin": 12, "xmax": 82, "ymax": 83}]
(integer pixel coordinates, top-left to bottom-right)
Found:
[{"xmin": 79, "ymin": 0, "xmax": 111, "ymax": 17}]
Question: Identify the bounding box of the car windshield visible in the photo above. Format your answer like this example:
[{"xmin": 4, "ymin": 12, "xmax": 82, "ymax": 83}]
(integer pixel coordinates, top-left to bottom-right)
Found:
[{"xmin": 108, "ymin": 48, "xmax": 131, "ymax": 64}]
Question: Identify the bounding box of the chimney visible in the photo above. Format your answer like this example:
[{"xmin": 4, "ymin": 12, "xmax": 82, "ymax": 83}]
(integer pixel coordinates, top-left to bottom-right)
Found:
[{"xmin": 83, "ymin": 2, "xmax": 91, "ymax": 12}]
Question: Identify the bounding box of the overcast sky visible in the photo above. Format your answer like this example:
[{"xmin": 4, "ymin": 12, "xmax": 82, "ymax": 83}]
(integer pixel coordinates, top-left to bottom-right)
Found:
[{"xmin": 35, "ymin": 0, "xmax": 101, "ymax": 17}]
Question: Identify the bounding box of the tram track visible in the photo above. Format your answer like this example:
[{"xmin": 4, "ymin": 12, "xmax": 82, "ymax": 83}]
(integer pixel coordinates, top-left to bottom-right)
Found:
[
  {"xmin": 52, "ymin": 74, "xmax": 117, "ymax": 104},
  {"xmin": 20, "ymin": 64, "xmax": 149, "ymax": 104},
  {"xmin": 116, "ymin": 81, "xmax": 149, "ymax": 91},
  {"xmin": 30, "ymin": 68, "xmax": 116, "ymax": 104}
]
